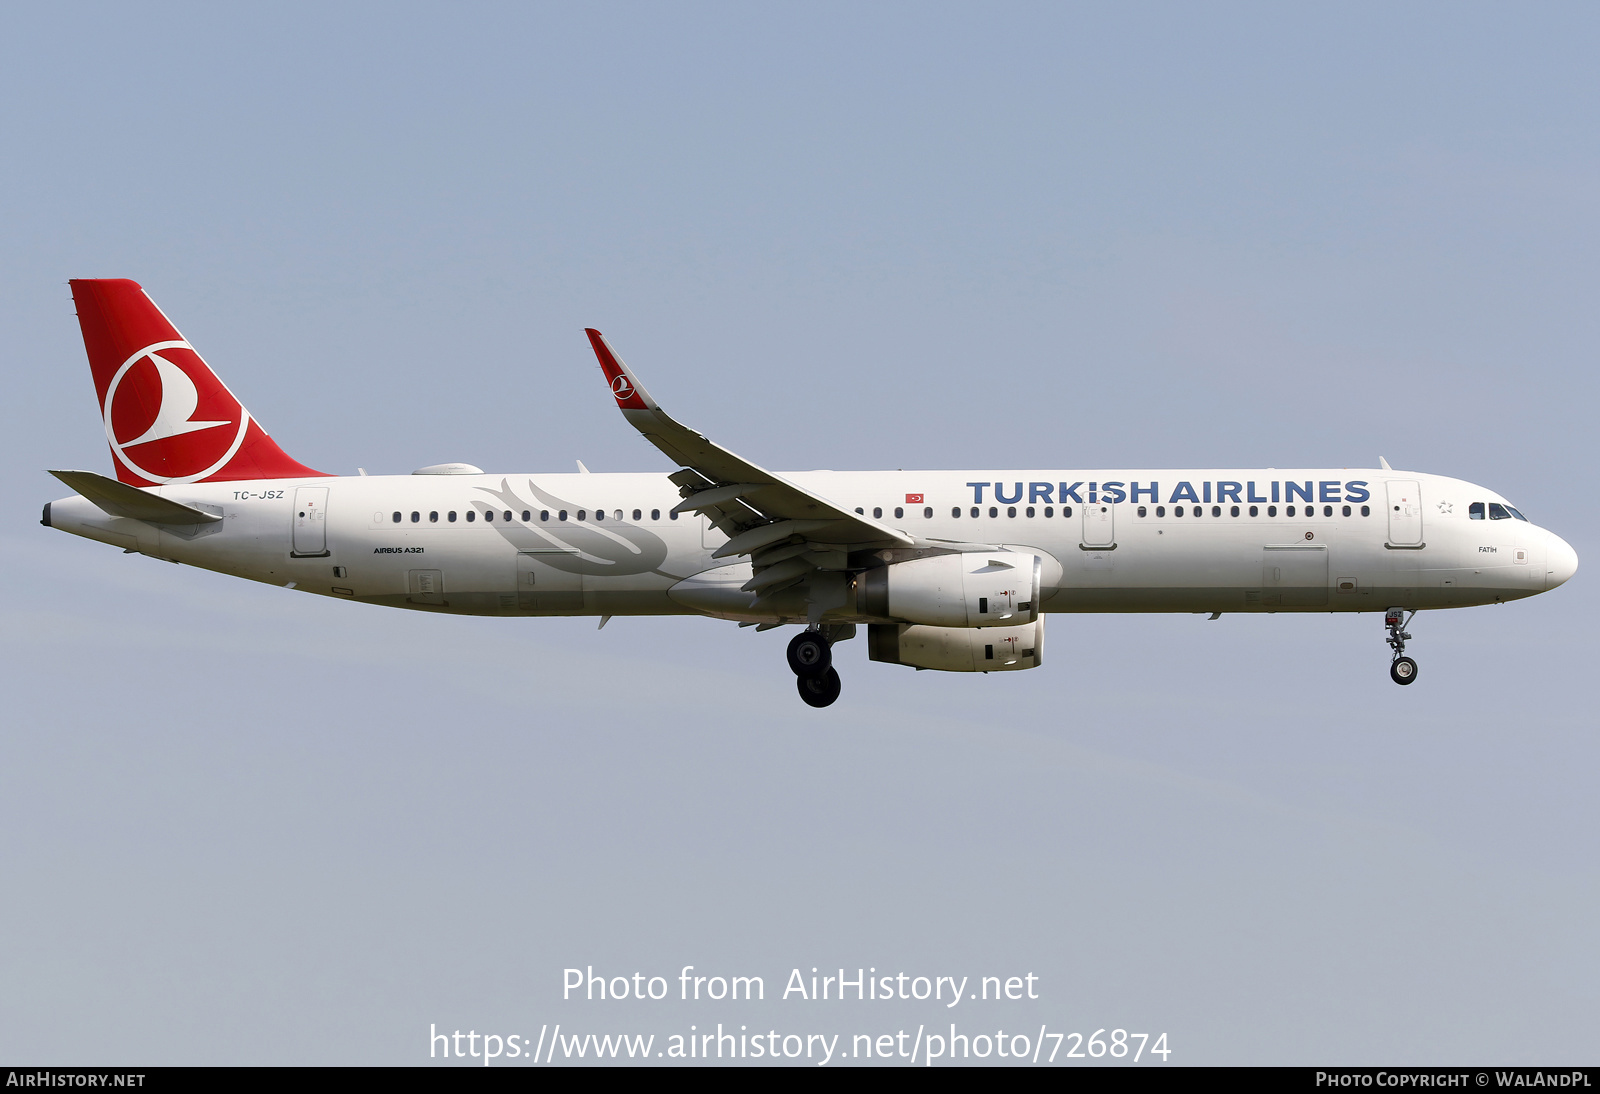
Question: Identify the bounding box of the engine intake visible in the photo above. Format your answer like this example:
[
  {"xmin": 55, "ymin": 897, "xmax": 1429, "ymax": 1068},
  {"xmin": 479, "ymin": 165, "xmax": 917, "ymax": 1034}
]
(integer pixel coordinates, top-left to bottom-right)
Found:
[
  {"xmin": 859, "ymin": 551, "xmax": 1041, "ymax": 628},
  {"xmin": 868, "ymin": 619, "xmax": 1045, "ymax": 672}
]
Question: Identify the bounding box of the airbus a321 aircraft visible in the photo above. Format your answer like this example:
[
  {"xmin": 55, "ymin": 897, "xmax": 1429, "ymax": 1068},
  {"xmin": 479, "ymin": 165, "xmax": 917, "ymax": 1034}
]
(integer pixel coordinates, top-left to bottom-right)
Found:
[{"xmin": 43, "ymin": 280, "xmax": 1579, "ymax": 707}]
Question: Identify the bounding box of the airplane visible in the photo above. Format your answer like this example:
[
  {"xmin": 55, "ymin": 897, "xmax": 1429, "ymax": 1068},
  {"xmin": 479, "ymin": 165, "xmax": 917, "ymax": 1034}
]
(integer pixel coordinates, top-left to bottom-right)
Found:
[{"xmin": 42, "ymin": 279, "xmax": 1579, "ymax": 707}]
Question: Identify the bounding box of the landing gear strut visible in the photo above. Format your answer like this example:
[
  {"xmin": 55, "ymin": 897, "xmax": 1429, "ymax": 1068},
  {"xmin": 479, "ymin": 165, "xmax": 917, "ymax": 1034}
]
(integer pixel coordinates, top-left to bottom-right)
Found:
[
  {"xmin": 788, "ymin": 628, "xmax": 842, "ymax": 708},
  {"xmin": 1385, "ymin": 607, "xmax": 1418, "ymax": 685}
]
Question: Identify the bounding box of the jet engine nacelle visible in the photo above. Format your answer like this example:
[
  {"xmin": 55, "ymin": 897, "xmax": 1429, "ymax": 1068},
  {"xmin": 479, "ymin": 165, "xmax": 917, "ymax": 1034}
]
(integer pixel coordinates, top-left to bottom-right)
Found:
[
  {"xmin": 859, "ymin": 551, "xmax": 1041, "ymax": 628},
  {"xmin": 867, "ymin": 618, "xmax": 1045, "ymax": 672}
]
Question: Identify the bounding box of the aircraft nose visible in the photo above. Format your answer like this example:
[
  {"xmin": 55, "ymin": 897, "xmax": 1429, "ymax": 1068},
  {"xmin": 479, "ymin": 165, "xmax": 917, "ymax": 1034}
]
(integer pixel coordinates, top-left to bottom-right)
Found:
[{"xmin": 1546, "ymin": 534, "xmax": 1578, "ymax": 590}]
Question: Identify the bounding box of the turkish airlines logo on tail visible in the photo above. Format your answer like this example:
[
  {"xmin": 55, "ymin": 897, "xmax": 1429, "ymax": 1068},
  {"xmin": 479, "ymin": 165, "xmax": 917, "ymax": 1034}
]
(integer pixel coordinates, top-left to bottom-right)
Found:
[
  {"xmin": 611, "ymin": 374, "xmax": 635, "ymax": 401},
  {"xmin": 104, "ymin": 340, "xmax": 251, "ymax": 484}
]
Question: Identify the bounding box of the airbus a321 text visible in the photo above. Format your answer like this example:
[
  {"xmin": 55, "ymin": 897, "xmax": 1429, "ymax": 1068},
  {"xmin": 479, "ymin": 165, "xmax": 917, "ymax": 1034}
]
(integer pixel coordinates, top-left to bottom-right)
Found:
[{"xmin": 43, "ymin": 280, "xmax": 1578, "ymax": 707}]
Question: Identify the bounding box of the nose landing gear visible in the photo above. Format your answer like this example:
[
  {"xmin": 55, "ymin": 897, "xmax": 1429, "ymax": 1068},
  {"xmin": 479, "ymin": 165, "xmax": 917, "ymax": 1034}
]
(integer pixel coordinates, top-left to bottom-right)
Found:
[
  {"xmin": 788, "ymin": 627, "xmax": 842, "ymax": 707},
  {"xmin": 1385, "ymin": 608, "xmax": 1418, "ymax": 685}
]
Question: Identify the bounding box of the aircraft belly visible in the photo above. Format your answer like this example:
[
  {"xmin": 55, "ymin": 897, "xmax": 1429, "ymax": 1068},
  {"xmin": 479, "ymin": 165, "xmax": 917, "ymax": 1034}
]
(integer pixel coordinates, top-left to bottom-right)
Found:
[{"xmin": 1043, "ymin": 526, "xmax": 1511, "ymax": 612}]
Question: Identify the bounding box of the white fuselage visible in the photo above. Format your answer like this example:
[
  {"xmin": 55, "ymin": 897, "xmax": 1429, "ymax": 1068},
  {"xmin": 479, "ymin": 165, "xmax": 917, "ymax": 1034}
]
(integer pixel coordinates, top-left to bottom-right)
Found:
[{"xmin": 44, "ymin": 467, "xmax": 1576, "ymax": 622}]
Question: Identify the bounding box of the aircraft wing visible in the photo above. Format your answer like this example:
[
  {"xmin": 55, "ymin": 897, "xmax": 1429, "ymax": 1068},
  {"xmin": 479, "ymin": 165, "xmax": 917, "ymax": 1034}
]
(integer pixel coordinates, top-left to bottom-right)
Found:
[{"xmin": 585, "ymin": 329, "xmax": 914, "ymax": 609}]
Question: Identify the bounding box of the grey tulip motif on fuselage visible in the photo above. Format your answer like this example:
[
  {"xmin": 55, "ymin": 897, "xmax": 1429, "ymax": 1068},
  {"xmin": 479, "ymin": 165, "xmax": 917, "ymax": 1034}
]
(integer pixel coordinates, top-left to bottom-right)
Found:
[{"xmin": 475, "ymin": 478, "xmax": 683, "ymax": 579}]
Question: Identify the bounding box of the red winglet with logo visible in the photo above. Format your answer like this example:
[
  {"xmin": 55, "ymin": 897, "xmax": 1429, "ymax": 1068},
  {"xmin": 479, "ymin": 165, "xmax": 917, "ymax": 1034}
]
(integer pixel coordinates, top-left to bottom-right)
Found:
[
  {"xmin": 70, "ymin": 279, "xmax": 327, "ymax": 486},
  {"xmin": 584, "ymin": 328, "xmax": 656, "ymax": 412}
]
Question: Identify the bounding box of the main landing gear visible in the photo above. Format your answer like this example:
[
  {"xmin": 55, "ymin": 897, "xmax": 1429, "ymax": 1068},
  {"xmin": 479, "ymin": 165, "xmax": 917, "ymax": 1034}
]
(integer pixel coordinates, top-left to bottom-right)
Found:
[
  {"xmin": 788, "ymin": 628, "xmax": 842, "ymax": 708},
  {"xmin": 1385, "ymin": 607, "xmax": 1418, "ymax": 685}
]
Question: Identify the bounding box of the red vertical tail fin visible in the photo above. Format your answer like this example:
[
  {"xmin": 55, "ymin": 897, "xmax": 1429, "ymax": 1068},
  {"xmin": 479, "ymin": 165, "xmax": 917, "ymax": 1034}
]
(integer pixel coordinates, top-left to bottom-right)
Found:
[{"xmin": 69, "ymin": 278, "xmax": 327, "ymax": 485}]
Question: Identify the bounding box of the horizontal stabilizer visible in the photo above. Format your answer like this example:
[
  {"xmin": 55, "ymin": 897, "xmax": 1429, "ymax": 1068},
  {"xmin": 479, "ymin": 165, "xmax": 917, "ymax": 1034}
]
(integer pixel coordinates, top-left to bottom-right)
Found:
[{"xmin": 48, "ymin": 469, "xmax": 222, "ymax": 525}]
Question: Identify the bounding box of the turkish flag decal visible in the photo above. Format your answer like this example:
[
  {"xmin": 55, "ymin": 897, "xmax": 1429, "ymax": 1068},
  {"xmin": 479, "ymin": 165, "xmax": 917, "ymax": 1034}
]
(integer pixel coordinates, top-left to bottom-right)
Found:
[{"xmin": 905, "ymin": 493, "xmax": 924, "ymax": 504}]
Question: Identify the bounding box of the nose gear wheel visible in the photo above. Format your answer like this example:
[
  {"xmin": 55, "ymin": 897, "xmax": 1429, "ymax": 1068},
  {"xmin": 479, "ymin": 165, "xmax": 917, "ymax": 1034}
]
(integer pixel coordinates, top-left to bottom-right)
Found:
[{"xmin": 1384, "ymin": 608, "xmax": 1418, "ymax": 686}]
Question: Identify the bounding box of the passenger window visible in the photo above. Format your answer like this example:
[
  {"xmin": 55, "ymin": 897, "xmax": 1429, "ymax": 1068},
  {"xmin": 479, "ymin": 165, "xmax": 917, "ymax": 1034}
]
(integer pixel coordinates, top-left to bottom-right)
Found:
[
  {"xmin": 1137, "ymin": 506, "xmax": 1147, "ymax": 517},
  {"xmin": 894, "ymin": 506, "xmax": 904, "ymax": 518},
  {"xmin": 1286, "ymin": 505, "xmax": 1296, "ymax": 517},
  {"xmin": 1230, "ymin": 505, "xmax": 1239, "ymax": 517},
  {"xmin": 855, "ymin": 507, "xmax": 864, "ymax": 515},
  {"xmin": 1063, "ymin": 506, "xmax": 1073, "ymax": 518},
  {"xmin": 1268, "ymin": 506, "xmax": 1277, "ymax": 516},
  {"xmin": 988, "ymin": 507, "xmax": 998, "ymax": 518},
  {"xmin": 1192, "ymin": 506, "xmax": 1202, "ymax": 517},
  {"xmin": 924, "ymin": 507, "xmax": 933, "ymax": 519},
  {"xmin": 1025, "ymin": 506, "xmax": 1035, "ymax": 517},
  {"xmin": 429, "ymin": 511, "xmax": 439, "ymax": 523},
  {"xmin": 448, "ymin": 511, "xmax": 457, "ymax": 522},
  {"xmin": 392, "ymin": 511, "xmax": 401, "ymax": 523},
  {"xmin": 873, "ymin": 507, "xmax": 882, "ymax": 518},
  {"xmin": 651, "ymin": 509, "xmax": 660, "ymax": 520},
  {"xmin": 540, "ymin": 510, "xmax": 550, "ymax": 521},
  {"xmin": 1044, "ymin": 506, "xmax": 1054, "ymax": 517},
  {"xmin": 522, "ymin": 511, "xmax": 531, "ymax": 522},
  {"xmin": 1342, "ymin": 505, "xmax": 1351, "ymax": 517},
  {"xmin": 466, "ymin": 511, "xmax": 475, "ymax": 522},
  {"xmin": 632, "ymin": 509, "xmax": 641, "ymax": 521},
  {"xmin": 592, "ymin": 510, "xmax": 601, "ymax": 522},
  {"xmin": 1156, "ymin": 505, "xmax": 1166, "ymax": 517},
  {"xmin": 1248, "ymin": 506, "xmax": 1258, "ymax": 517},
  {"xmin": 1360, "ymin": 505, "xmax": 1369, "ymax": 516},
  {"xmin": 486, "ymin": 510, "xmax": 494, "ymax": 522},
  {"xmin": 559, "ymin": 510, "xmax": 568, "ymax": 521},
  {"xmin": 970, "ymin": 507, "xmax": 979, "ymax": 518},
  {"xmin": 669, "ymin": 510, "xmax": 678, "ymax": 520},
  {"xmin": 410, "ymin": 511, "xmax": 420, "ymax": 523},
  {"xmin": 1211, "ymin": 505, "xmax": 1221, "ymax": 517},
  {"xmin": 952, "ymin": 507, "xmax": 962, "ymax": 518},
  {"xmin": 1489, "ymin": 503, "xmax": 1512, "ymax": 520},
  {"xmin": 578, "ymin": 510, "xmax": 587, "ymax": 521},
  {"xmin": 1007, "ymin": 506, "xmax": 1016, "ymax": 518},
  {"xmin": 1323, "ymin": 505, "xmax": 1333, "ymax": 517},
  {"xmin": 1469, "ymin": 502, "xmax": 1485, "ymax": 519},
  {"xmin": 1174, "ymin": 506, "xmax": 1184, "ymax": 518}
]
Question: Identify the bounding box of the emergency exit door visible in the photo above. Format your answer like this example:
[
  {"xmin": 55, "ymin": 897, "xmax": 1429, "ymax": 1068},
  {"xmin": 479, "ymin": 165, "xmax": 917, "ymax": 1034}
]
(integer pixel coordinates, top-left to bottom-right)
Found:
[
  {"xmin": 1386, "ymin": 480, "xmax": 1424, "ymax": 546},
  {"xmin": 1082, "ymin": 502, "xmax": 1115, "ymax": 547},
  {"xmin": 291, "ymin": 487, "xmax": 329, "ymax": 557}
]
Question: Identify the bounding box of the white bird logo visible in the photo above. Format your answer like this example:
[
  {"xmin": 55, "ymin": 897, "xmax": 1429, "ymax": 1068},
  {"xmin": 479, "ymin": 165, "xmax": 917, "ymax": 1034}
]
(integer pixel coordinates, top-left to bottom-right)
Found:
[
  {"xmin": 103, "ymin": 340, "xmax": 252, "ymax": 484},
  {"xmin": 121, "ymin": 350, "xmax": 231, "ymax": 446}
]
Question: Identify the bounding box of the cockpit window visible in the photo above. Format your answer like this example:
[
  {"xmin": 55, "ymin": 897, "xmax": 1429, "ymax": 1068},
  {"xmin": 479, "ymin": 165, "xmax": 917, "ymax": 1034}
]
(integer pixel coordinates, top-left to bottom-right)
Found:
[
  {"xmin": 1506, "ymin": 506, "xmax": 1528, "ymax": 521},
  {"xmin": 1469, "ymin": 502, "xmax": 1485, "ymax": 520},
  {"xmin": 1488, "ymin": 503, "xmax": 1512, "ymax": 520}
]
